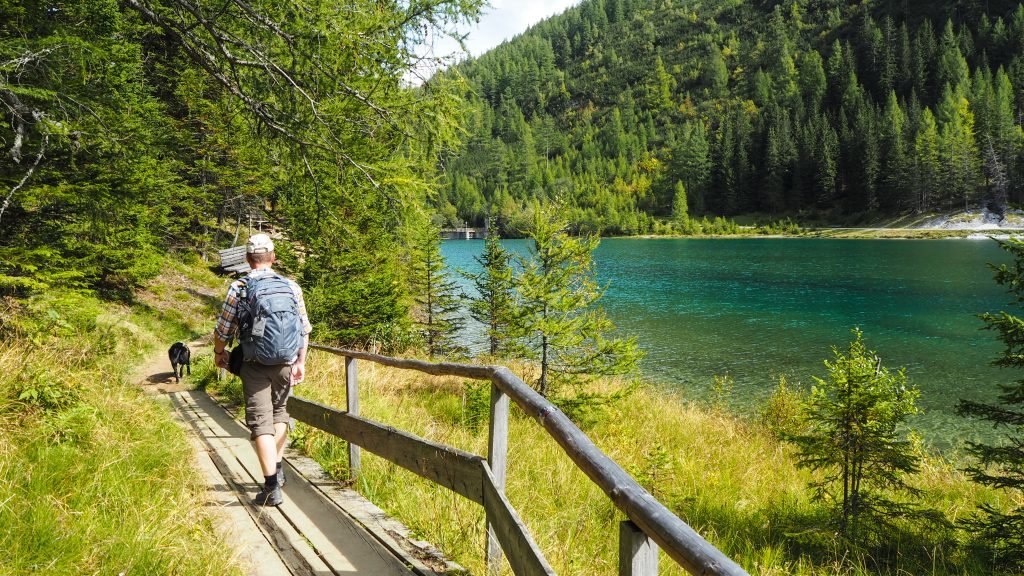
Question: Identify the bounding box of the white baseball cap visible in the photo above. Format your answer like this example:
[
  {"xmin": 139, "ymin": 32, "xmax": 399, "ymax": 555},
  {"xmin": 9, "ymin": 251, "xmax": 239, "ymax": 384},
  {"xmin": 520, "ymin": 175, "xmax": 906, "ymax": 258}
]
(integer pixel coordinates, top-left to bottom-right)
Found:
[{"xmin": 246, "ymin": 233, "xmax": 275, "ymax": 254}]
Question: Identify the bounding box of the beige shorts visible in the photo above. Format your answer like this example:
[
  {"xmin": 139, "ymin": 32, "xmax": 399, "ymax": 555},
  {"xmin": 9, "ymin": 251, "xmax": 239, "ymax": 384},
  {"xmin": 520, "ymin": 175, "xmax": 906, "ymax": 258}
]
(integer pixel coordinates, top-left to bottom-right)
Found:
[{"xmin": 241, "ymin": 362, "xmax": 292, "ymax": 440}]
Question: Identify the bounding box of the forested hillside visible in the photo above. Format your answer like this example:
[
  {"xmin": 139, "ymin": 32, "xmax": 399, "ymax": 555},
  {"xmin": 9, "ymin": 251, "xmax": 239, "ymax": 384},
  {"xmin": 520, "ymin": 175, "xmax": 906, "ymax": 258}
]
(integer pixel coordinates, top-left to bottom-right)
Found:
[
  {"xmin": 437, "ymin": 0, "xmax": 1024, "ymax": 234},
  {"xmin": 0, "ymin": 0, "xmax": 481, "ymax": 347}
]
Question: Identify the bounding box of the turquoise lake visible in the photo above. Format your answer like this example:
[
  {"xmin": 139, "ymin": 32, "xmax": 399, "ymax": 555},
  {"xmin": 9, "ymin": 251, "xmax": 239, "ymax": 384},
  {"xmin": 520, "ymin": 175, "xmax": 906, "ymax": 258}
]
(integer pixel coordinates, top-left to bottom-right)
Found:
[{"xmin": 442, "ymin": 238, "xmax": 1016, "ymax": 450}]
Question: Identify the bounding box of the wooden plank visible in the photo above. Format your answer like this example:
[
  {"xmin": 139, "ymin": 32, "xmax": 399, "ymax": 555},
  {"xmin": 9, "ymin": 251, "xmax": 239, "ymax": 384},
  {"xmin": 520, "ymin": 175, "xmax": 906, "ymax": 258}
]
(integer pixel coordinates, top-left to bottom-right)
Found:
[
  {"xmin": 219, "ymin": 245, "xmax": 248, "ymax": 258},
  {"xmin": 182, "ymin": 411, "xmax": 291, "ymax": 576},
  {"xmin": 218, "ymin": 245, "xmax": 249, "ymax": 273},
  {"xmin": 480, "ymin": 465, "xmax": 555, "ymax": 576},
  {"xmin": 345, "ymin": 356, "xmax": 361, "ymax": 479},
  {"xmin": 284, "ymin": 448, "xmax": 459, "ymax": 576},
  {"xmin": 289, "ymin": 396, "xmax": 485, "ymax": 505},
  {"xmin": 177, "ymin": 391, "xmax": 418, "ymax": 575},
  {"xmin": 306, "ymin": 345, "xmax": 748, "ymax": 576},
  {"xmin": 274, "ymin": 465, "xmax": 414, "ymax": 575},
  {"xmin": 486, "ymin": 381, "xmax": 510, "ymax": 575},
  {"xmin": 311, "ymin": 344, "xmax": 494, "ymax": 380},
  {"xmin": 487, "ymin": 367, "xmax": 748, "ymax": 576},
  {"xmin": 170, "ymin": 392, "xmax": 324, "ymax": 575},
  {"xmin": 619, "ymin": 520, "xmax": 658, "ymax": 576}
]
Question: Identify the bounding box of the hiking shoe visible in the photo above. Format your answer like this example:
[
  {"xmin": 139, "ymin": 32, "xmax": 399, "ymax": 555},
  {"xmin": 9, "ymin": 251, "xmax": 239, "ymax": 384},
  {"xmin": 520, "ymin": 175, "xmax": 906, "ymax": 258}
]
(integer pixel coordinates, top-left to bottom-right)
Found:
[
  {"xmin": 277, "ymin": 465, "xmax": 286, "ymax": 488},
  {"xmin": 254, "ymin": 485, "xmax": 282, "ymax": 507}
]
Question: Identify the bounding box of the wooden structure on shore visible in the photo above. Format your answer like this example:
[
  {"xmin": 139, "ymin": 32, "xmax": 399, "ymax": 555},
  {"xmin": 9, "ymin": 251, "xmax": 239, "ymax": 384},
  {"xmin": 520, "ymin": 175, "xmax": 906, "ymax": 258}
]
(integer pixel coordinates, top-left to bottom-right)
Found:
[
  {"xmin": 440, "ymin": 226, "xmax": 487, "ymax": 240},
  {"xmin": 289, "ymin": 345, "xmax": 748, "ymax": 576}
]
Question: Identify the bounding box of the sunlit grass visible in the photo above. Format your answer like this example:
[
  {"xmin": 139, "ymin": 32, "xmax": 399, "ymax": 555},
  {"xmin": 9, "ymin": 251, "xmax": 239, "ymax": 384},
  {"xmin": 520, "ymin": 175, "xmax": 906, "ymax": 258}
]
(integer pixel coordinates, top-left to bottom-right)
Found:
[
  {"xmin": 0, "ymin": 258, "xmax": 240, "ymax": 576},
  {"xmin": 291, "ymin": 350, "xmax": 1007, "ymax": 575}
]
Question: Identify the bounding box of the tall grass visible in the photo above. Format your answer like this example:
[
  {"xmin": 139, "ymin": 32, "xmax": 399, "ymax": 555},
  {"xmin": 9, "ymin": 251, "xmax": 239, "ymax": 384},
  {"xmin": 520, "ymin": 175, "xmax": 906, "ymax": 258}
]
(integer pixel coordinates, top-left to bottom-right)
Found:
[
  {"xmin": 0, "ymin": 257, "xmax": 243, "ymax": 576},
  {"xmin": 289, "ymin": 351, "xmax": 1006, "ymax": 575}
]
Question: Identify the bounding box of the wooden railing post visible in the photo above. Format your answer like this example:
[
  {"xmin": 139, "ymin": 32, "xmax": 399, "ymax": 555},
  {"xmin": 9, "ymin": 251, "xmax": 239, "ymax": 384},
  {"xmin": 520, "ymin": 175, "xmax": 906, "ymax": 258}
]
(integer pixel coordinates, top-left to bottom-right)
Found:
[
  {"xmin": 486, "ymin": 378, "xmax": 510, "ymax": 575},
  {"xmin": 345, "ymin": 356, "xmax": 361, "ymax": 480},
  {"xmin": 619, "ymin": 520, "xmax": 658, "ymax": 576}
]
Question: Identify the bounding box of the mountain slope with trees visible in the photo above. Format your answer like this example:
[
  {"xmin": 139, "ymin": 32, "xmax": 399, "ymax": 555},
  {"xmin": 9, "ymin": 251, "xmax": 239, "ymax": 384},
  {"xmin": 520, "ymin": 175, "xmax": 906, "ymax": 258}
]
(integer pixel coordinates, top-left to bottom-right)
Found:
[{"xmin": 436, "ymin": 0, "xmax": 1024, "ymax": 234}]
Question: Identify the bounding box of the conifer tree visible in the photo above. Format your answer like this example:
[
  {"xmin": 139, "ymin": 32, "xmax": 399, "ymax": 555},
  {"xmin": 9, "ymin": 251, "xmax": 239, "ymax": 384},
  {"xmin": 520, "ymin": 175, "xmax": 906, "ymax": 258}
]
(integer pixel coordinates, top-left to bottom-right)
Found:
[
  {"xmin": 937, "ymin": 20, "xmax": 970, "ymax": 91},
  {"xmin": 958, "ymin": 238, "xmax": 1024, "ymax": 570},
  {"xmin": 787, "ymin": 329, "xmax": 923, "ymax": 546},
  {"xmin": 514, "ymin": 207, "xmax": 642, "ymax": 399},
  {"xmin": 671, "ymin": 181, "xmax": 689, "ymax": 227},
  {"xmin": 409, "ymin": 222, "xmax": 467, "ymax": 358},
  {"xmin": 937, "ymin": 84, "xmax": 980, "ymax": 210},
  {"xmin": 880, "ymin": 91, "xmax": 909, "ymax": 210},
  {"xmin": 913, "ymin": 108, "xmax": 942, "ymax": 212},
  {"xmin": 462, "ymin": 220, "xmax": 519, "ymax": 357},
  {"xmin": 814, "ymin": 114, "xmax": 839, "ymax": 208}
]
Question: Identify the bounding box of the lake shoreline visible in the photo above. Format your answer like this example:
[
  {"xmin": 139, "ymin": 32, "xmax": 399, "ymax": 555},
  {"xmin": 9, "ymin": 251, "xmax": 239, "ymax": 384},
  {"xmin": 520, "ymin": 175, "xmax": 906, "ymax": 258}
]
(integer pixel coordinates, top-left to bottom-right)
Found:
[{"xmin": 626, "ymin": 226, "xmax": 1024, "ymax": 240}]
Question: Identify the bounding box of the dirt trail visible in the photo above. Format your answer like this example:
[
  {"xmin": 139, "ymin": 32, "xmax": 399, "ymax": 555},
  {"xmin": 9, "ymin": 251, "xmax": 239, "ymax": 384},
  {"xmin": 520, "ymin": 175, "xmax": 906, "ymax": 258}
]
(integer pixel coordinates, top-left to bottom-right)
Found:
[{"xmin": 133, "ymin": 336, "xmax": 212, "ymax": 394}]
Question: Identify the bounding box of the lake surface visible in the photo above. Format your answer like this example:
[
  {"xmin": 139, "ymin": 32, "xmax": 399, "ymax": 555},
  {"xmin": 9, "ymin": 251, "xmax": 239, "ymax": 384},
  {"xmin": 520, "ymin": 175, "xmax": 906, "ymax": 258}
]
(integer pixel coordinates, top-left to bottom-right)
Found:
[{"xmin": 442, "ymin": 238, "xmax": 1015, "ymax": 450}]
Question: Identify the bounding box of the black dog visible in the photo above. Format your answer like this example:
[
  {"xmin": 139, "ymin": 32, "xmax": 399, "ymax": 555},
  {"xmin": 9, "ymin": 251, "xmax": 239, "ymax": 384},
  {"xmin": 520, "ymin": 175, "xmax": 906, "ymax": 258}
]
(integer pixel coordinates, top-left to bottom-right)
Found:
[{"xmin": 168, "ymin": 342, "xmax": 191, "ymax": 382}]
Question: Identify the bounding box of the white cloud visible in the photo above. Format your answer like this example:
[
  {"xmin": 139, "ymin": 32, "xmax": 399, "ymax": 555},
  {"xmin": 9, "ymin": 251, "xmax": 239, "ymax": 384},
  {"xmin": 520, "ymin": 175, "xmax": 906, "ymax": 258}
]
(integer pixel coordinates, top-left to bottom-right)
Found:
[
  {"xmin": 462, "ymin": 0, "xmax": 581, "ymax": 56},
  {"xmin": 409, "ymin": 0, "xmax": 579, "ymax": 83}
]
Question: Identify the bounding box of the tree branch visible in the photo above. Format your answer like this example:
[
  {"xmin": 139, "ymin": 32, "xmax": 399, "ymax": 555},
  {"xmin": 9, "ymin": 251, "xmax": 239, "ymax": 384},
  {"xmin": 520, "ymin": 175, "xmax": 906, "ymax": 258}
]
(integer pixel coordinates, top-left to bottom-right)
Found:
[{"xmin": 0, "ymin": 133, "xmax": 47, "ymax": 226}]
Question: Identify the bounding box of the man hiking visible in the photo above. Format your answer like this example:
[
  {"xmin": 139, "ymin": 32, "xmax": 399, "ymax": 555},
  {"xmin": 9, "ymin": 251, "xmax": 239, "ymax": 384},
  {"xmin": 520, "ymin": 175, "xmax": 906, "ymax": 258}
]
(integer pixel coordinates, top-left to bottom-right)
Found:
[{"xmin": 213, "ymin": 233, "xmax": 312, "ymax": 506}]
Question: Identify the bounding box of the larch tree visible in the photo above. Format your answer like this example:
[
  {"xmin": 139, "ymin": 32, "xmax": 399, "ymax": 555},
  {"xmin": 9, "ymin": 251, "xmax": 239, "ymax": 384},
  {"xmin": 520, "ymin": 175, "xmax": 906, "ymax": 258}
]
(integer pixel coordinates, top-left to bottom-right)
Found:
[
  {"xmin": 409, "ymin": 221, "xmax": 467, "ymax": 359},
  {"xmin": 514, "ymin": 206, "xmax": 642, "ymax": 403},
  {"xmin": 461, "ymin": 219, "xmax": 519, "ymax": 357}
]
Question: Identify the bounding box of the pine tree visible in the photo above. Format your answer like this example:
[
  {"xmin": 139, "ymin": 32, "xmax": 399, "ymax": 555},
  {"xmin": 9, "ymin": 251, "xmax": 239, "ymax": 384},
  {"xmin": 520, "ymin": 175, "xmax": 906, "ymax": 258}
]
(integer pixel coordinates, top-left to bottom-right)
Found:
[
  {"xmin": 880, "ymin": 91, "xmax": 909, "ymax": 211},
  {"xmin": 787, "ymin": 329, "xmax": 923, "ymax": 546},
  {"xmin": 937, "ymin": 20, "xmax": 970, "ymax": 92},
  {"xmin": 799, "ymin": 50, "xmax": 827, "ymax": 112},
  {"xmin": 462, "ymin": 220, "xmax": 519, "ymax": 357},
  {"xmin": 814, "ymin": 114, "xmax": 839, "ymax": 208},
  {"xmin": 937, "ymin": 84, "xmax": 981, "ymax": 210},
  {"xmin": 672, "ymin": 180, "xmax": 689, "ymax": 225},
  {"xmin": 514, "ymin": 207, "xmax": 642, "ymax": 400},
  {"xmin": 913, "ymin": 108, "xmax": 942, "ymax": 212},
  {"xmin": 957, "ymin": 239, "xmax": 1024, "ymax": 570},
  {"xmin": 704, "ymin": 42, "xmax": 729, "ymax": 97},
  {"xmin": 410, "ymin": 223, "xmax": 467, "ymax": 358}
]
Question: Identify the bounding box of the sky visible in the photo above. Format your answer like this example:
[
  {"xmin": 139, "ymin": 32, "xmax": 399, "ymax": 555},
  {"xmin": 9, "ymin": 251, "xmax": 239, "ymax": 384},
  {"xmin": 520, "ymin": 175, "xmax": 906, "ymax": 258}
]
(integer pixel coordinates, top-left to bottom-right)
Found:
[{"xmin": 410, "ymin": 0, "xmax": 580, "ymax": 82}]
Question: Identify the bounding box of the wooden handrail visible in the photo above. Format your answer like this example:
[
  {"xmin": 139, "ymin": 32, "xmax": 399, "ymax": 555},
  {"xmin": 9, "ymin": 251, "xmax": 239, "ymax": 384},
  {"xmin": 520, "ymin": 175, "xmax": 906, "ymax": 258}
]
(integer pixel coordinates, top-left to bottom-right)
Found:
[{"xmin": 303, "ymin": 344, "xmax": 748, "ymax": 576}]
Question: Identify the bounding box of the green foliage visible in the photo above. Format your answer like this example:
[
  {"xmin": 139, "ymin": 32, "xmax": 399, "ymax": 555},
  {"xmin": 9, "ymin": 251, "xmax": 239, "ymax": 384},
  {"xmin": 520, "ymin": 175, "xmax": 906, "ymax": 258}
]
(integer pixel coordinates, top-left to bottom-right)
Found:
[
  {"xmin": 194, "ymin": 354, "xmax": 244, "ymax": 408},
  {"xmin": 786, "ymin": 329, "xmax": 924, "ymax": 547},
  {"xmin": 758, "ymin": 218, "xmax": 803, "ymax": 235},
  {"xmin": 671, "ymin": 180, "xmax": 689, "ymax": 225},
  {"xmin": 0, "ymin": 273, "xmax": 243, "ymax": 575},
  {"xmin": 514, "ymin": 206, "xmax": 643, "ymax": 400},
  {"xmin": 760, "ymin": 375, "xmax": 807, "ymax": 439},
  {"xmin": 460, "ymin": 379, "xmax": 490, "ymax": 430},
  {"xmin": 302, "ymin": 225, "xmax": 413, "ymax": 351},
  {"xmin": 957, "ymin": 237, "xmax": 1024, "ymax": 570},
  {"xmin": 1, "ymin": 0, "xmax": 488, "ymax": 359},
  {"xmin": 461, "ymin": 219, "xmax": 520, "ymax": 357},
  {"xmin": 711, "ymin": 372, "xmax": 734, "ymax": 410},
  {"xmin": 408, "ymin": 220, "xmax": 467, "ymax": 358}
]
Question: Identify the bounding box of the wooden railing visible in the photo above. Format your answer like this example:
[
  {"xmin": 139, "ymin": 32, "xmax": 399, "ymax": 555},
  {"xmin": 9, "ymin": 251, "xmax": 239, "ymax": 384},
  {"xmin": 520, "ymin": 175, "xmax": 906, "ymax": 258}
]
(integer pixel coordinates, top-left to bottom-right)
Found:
[{"xmin": 288, "ymin": 344, "xmax": 749, "ymax": 576}]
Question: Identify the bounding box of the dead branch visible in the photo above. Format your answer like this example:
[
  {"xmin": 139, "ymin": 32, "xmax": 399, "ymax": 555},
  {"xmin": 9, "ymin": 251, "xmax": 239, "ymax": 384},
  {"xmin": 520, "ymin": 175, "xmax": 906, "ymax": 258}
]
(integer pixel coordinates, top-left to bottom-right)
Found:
[{"xmin": 0, "ymin": 133, "xmax": 47, "ymax": 226}]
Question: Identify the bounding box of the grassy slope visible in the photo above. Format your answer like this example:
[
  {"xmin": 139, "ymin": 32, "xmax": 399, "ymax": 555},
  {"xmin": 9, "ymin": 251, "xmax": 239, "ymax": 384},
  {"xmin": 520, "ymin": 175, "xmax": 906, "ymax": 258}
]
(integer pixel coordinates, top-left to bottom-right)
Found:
[
  {"xmin": 274, "ymin": 353, "xmax": 1014, "ymax": 576},
  {"xmin": 0, "ymin": 255, "xmax": 241, "ymax": 576}
]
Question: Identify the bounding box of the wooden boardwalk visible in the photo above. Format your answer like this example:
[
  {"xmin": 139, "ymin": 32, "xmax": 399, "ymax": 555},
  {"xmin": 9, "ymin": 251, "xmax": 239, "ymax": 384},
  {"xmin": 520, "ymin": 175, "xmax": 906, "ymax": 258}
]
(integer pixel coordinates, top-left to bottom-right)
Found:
[{"xmin": 169, "ymin": 389, "xmax": 455, "ymax": 576}]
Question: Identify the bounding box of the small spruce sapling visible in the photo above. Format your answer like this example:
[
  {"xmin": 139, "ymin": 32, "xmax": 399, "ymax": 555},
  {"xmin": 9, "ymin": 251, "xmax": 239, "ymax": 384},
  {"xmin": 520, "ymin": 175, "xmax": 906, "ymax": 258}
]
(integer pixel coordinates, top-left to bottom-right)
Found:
[{"xmin": 786, "ymin": 329, "xmax": 924, "ymax": 546}]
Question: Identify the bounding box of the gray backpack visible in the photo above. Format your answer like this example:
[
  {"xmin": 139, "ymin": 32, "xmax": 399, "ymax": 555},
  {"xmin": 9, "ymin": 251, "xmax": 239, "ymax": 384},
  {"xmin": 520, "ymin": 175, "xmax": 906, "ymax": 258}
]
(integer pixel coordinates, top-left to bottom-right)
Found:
[{"xmin": 238, "ymin": 273, "xmax": 303, "ymax": 365}]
